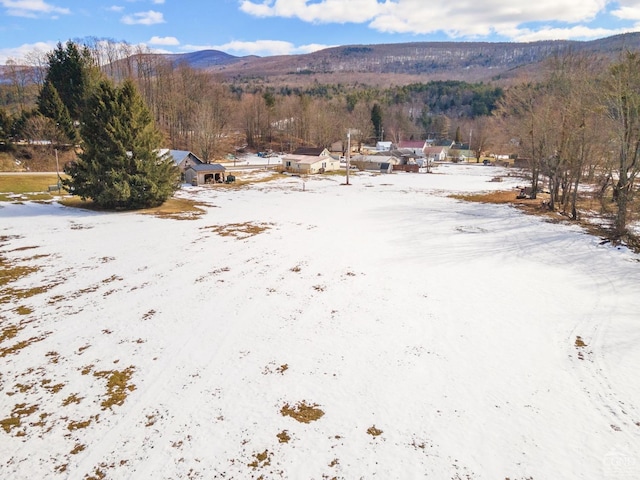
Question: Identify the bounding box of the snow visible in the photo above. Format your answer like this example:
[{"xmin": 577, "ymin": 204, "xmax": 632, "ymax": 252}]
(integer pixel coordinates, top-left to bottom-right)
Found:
[{"xmin": 1, "ymin": 164, "xmax": 639, "ymax": 479}]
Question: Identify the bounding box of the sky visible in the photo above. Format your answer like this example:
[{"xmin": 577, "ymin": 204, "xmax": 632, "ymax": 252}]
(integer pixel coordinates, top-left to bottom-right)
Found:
[
  {"xmin": 1, "ymin": 163, "xmax": 640, "ymax": 479},
  {"xmin": 1, "ymin": 0, "xmax": 640, "ymax": 64}
]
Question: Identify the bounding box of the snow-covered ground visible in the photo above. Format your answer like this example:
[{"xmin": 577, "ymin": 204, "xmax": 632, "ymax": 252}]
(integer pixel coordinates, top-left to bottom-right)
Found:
[{"xmin": 1, "ymin": 164, "xmax": 639, "ymax": 479}]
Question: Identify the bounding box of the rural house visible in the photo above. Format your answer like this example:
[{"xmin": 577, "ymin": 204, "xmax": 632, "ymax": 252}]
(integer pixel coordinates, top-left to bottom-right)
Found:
[
  {"xmin": 423, "ymin": 146, "xmax": 448, "ymax": 162},
  {"xmin": 161, "ymin": 149, "xmax": 204, "ymax": 173},
  {"xmin": 396, "ymin": 140, "xmax": 427, "ymax": 156},
  {"xmin": 282, "ymin": 154, "xmax": 340, "ymax": 174}
]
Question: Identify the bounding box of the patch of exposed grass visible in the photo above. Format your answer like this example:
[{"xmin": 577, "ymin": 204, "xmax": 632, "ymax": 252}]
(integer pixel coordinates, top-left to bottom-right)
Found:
[
  {"xmin": 0, "ymin": 333, "xmax": 48, "ymax": 357},
  {"xmin": 575, "ymin": 336, "xmax": 587, "ymax": 348},
  {"xmin": 0, "ymin": 174, "xmax": 63, "ymax": 194},
  {"xmin": 14, "ymin": 305, "xmax": 33, "ymax": 315},
  {"xmin": 276, "ymin": 364, "xmax": 289, "ymax": 374},
  {"xmin": 280, "ymin": 401, "xmax": 324, "ymax": 423},
  {"xmin": 1, "ymin": 403, "xmax": 39, "ymax": 434},
  {"xmin": 1, "ymin": 323, "xmax": 22, "ymax": 344},
  {"xmin": 276, "ymin": 430, "xmax": 290, "ymax": 443},
  {"xmin": 67, "ymin": 417, "xmax": 96, "ymax": 431},
  {"xmin": 0, "ymin": 262, "xmax": 38, "ymax": 288},
  {"xmin": 203, "ymin": 221, "xmax": 273, "ymax": 239},
  {"xmin": 248, "ymin": 449, "xmax": 272, "ymax": 470},
  {"xmin": 367, "ymin": 425, "xmax": 383, "ymax": 437},
  {"xmin": 93, "ymin": 366, "xmax": 136, "ymax": 409},
  {"xmin": 62, "ymin": 393, "xmax": 83, "ymax": 406},
  {"xmin": 141, "ymin": 197, "xmax": 208, "ymax": 220},
  {"xmin": 0, "ymin": 416, "xmax": 21, "ymax": 433},
  {"xmin": 41, "ymin": 378, "xmax": 65, "ymax": 394},
  {"xmin": 70, "ymin": 443, "xmax": 86, "ymax": 455}
]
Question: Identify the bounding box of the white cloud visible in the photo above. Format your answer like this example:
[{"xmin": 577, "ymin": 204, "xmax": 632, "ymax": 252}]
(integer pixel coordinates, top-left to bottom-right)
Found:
[
  {"xmin": 121, "ymin": 9, "xmax": 165, "ymax": 25},
  {"xmin": 108, "ymin": 5, "xmax": 125, "ymax": 12},
  {"xmin": 512, "ymin": 25, "xmax": 634, "ymax": 42},
  {"xmin": 152, "ymin": 0, "xmax": 165, "ymax": 3},
  {"xmin": 240, "ymin": 0, "xmax": 384, "ymax": 23},
  {"xmin": 0, "ymin": 41, "xmax": 55, "ymax": 64},
  {"xmin": 182, "ymin": 39, "xmax": 331, "ymax": 56},
  {"xmin": 238, "ymin": 0, "xmax": 623, "ymax": 42},
  {"xmin": 149, "ymin": 35, "xmax": 179, "ymax": 46},
  {"xmin": 0, "ymin": 0, "xmax": 70, "ymax": 18}
]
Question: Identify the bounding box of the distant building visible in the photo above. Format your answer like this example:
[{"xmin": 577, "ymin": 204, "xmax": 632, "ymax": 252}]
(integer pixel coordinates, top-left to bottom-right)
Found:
[
  {"xmin": 281, "ymin": 154, "xmax": 340, "ymax": 174},
  {"xmin": 376, "ymin": 141, "xmax": 393, "ymax": 151},
  {"xmin": 185, "ymin": 163, "xmax": 227, "ymax": 185}
]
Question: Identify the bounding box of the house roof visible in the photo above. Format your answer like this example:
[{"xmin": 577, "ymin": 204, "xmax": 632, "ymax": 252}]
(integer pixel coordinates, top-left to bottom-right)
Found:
[
  {"xmin": 424, "ymin": 146, "xmax": 447, "ymax": 154},
  {"xmin": 187, "ymin": 163, "xmax": 225, "ymax": 172},
  {"xmin": 397, "ymin": 141, "xmax": 425, "ymax": 149},
  {"xmin": 163, "ymin": 149, "xmax": 204, "ymax": 165},
  {"xmin": 292, "ymin": 147, "xmax": 326, "ymax": 156}
]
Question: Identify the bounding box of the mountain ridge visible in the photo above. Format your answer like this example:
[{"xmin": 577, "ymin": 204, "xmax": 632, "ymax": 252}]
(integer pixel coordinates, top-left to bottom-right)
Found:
[{"xmin": 170, "ymin": 32, "xmax": 640, "ymax": 84}]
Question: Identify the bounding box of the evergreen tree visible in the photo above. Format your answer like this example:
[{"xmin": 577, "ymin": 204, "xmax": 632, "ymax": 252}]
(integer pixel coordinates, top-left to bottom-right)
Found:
[
  {"xmin": 0, "ymin": 107, "xmax": 11, "ymax": 143},
  {"xmin": 371, "ymin": 103, "xmax": 383, "ymax": 141},
  {"xmin": 37, "ymin": 80, "xmax": 77, "ymax": 143},
  {"xmin": 44, "ymin": 41, "xmax": 94, "ymax": 121},
  {"xmin": 64, "ymin": 79, "xmax": 179, "ymax": 209}
]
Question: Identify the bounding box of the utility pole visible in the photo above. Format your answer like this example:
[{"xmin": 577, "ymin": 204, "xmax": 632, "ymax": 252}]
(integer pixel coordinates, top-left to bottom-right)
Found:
[{"xmin": 346, "ymin": 130, "xmax": 351, "ymax": 185}]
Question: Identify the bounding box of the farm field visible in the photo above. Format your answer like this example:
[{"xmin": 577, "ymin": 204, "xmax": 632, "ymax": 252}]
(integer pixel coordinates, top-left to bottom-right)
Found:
[{"xmin": 1, "ymin": 164, "xmax": 639, "ymax": 479}]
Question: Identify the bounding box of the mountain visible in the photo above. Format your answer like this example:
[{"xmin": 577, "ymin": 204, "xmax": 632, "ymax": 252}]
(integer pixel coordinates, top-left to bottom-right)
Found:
[{"xmin": 168, "ymin": 32, "xmax": 640, "ymax": 85}]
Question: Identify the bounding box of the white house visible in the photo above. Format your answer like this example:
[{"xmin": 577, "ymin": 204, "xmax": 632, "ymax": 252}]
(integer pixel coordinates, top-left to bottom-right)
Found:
[
  {"xmin": 282, "ymin": 154, "xmax": 340, "ymax": 174},
  {"xmin": 423, "ymin": 146, "xmax": 448, "ymax": 162},
  {"xmin": 376, "ymin": 141, "xmax": 393, "ymax": 151}
]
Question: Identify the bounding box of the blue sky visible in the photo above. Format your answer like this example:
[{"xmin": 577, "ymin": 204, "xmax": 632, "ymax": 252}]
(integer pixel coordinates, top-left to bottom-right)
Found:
[{"xmin": 1, "ymin": 0, "xmax": 639, "ymax": 63}]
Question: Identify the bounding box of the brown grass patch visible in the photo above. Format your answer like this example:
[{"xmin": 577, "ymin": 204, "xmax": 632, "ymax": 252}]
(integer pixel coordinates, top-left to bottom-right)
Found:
[
  {"xmin": 67, "ymin": 419, "xmax": 92, "ymax": 431},
  {"xmin": 367, "ymin": 425, "xmax": 383, "ymax": 437},
  {"xmin": 575, "ymin": 336, "xmax": 587, "ymax": 348},
  {"xmin": 280, "ymin": 401, "xmax": 324, "ymax": 423},
  {"xmin": 248, "ymin": 449, "xmax": 272, "ymax": 469},
  {"xmin": 0, "ymin": 333, "xmax": 48, "ymax": 357},
  {"xmin": 203, "ymin": 222, "xmax": 273, "ymax": 239},
  {"xmin": 276, "ymin": 430, "xmax": 290, "ymax": 443},
  {"xmin": 1, "ymin": 403, "xmax": 39, "ymax": 434},
  {"xmin": 141, "ymin": 197, "xmax": 208, "ymax": 220},
  {"xmin": 62, "ymin": 393, "xmax": 83, "ymax": 406},
  {"xmin": 93, "ymin": 366, "xmax": 136, "ymax": 409}
]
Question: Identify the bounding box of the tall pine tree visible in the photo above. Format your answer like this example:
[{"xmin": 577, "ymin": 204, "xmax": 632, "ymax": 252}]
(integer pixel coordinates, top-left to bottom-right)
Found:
[
  {"xmin": 64, "ymin": 79, "xmax": 179, "ymax": 209},
  {"xmin": 37, "ymin": 80, "xmax": 77, "ymax": 143},
  {"xmin": 44, "ymin": 41, "xmax": 94, "ymax": 121}
]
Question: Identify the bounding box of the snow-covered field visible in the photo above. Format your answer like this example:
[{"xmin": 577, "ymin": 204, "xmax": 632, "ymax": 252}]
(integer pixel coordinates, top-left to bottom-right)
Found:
[{"xmin": 1, "ymin": 164, "xmax": 639, "ymax": 479}]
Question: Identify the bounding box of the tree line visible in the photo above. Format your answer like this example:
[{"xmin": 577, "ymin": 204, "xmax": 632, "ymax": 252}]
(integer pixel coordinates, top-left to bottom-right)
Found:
[{"xmin": 0, "ymin": 39, "xmax": 639, "ymax": 238}]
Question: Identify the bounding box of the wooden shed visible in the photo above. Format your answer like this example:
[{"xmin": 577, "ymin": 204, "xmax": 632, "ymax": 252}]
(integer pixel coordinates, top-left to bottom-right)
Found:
[{"xmin": 185, "ymin": 163, "xmax": 227, "ymax": 185}]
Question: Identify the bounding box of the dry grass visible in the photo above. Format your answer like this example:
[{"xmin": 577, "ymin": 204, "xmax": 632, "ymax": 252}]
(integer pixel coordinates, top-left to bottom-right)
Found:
[
  {"xmin": 140, "ymin": 197, "xmax": 208, "ymax": 220},
  {"xmin": 93, "ymin": 367, "xmax": 136, "ymax": 410},
  {"xmin": 0, "ymin": 173, "xmax": 63, "ymax": 194},
  {"xmin": 452, "ymin": 188, "xmax": 640, "ymax": 252},
  {"xmin": 280, "ymin": 401, "xmax": 324, "ymax": 423},
  {"xmin": 276, "ymin": 430, "xmax": 291, "ymax": 443},
  {"xmin": 203, "ymin": 222, "xmax": 273, "ymax": 239},
  {"xmin": 367, "ymin": 425, "xmax": 383, "ymax": 437},
  {"xmin": 248, "ymin": 449, "xmax": 272, "ymax": 470}
]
